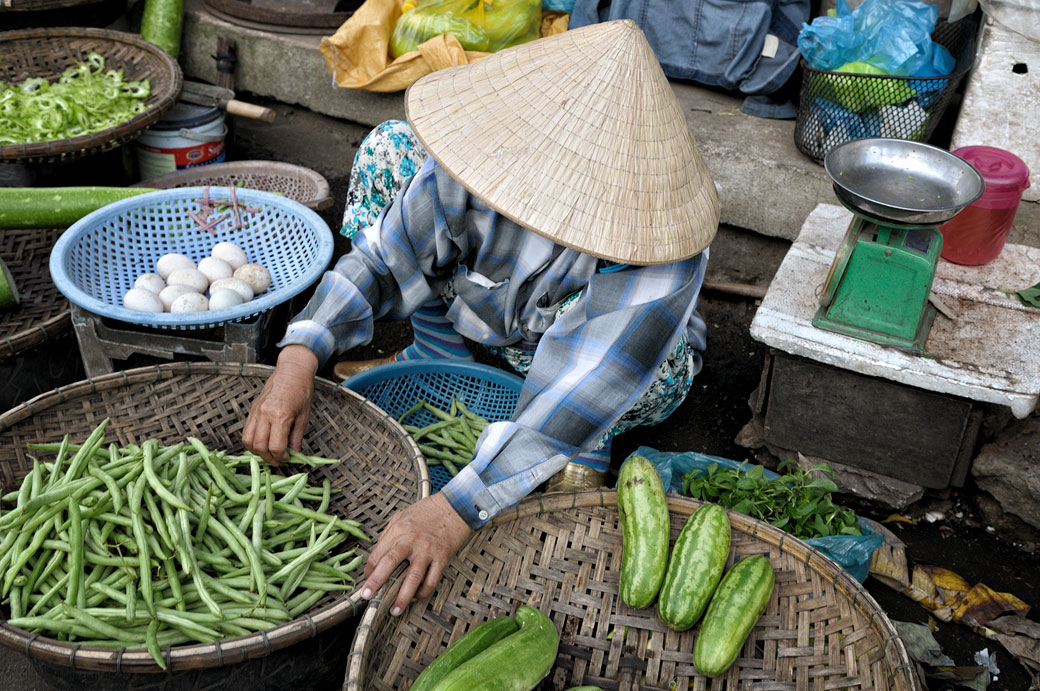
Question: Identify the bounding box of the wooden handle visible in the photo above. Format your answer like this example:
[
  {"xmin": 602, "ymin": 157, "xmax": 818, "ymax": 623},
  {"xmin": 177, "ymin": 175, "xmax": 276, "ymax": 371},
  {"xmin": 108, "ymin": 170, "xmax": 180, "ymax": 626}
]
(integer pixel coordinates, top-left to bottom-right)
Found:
[{"xmin": 224, "ymin": 99, "xmax": 277, "ymax": 123}]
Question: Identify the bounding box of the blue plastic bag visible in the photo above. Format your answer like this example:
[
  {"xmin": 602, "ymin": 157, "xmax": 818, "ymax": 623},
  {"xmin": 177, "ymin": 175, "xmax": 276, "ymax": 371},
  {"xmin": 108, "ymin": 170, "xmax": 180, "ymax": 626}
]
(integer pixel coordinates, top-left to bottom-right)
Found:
[
  {"xmin": 629, "ymin": 446, "xmax": 884, "ymax": 582},
  {"xmin": 798, "ymin": 0, "xmax": 955, "ymax": 77}
]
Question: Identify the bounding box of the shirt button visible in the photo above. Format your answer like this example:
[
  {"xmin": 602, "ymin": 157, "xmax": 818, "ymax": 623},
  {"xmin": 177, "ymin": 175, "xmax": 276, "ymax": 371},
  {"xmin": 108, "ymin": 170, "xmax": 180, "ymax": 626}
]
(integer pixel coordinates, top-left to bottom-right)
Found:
[{"xmin": 477, "ymin": 510, "xmax": 489, "ymax": 521}]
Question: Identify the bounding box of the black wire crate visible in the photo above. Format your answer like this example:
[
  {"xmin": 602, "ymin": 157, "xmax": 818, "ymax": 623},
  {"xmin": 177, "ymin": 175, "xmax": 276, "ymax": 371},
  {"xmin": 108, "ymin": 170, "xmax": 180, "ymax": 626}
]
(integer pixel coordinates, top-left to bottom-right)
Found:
[{"xmin": 794, "ymin": 16, "xmax": 977, "ymax": 162}]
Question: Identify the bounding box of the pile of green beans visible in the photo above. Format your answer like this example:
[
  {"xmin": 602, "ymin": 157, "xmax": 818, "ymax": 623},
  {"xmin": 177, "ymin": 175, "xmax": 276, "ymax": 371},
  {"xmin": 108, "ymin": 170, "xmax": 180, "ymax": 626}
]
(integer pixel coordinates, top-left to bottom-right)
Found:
[
  {"xmin": 398, "ymin": 399, "xmax": 489, "ymax": 477},
  {"xmin": 0, "ymin": 418, "xmax": 368, "ymax": 670}
]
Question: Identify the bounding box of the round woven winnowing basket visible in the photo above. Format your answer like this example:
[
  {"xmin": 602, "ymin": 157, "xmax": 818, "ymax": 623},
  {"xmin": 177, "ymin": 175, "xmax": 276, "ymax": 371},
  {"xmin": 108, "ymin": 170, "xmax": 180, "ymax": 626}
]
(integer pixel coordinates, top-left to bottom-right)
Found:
[
  {"xmin": 0, "ymin": 362, "xmax": 428, "ymax": 686},
  {"xmin": 0, "ymin": 228, "xmax": 70, "ymax": 359},
  {"xmin": 0, "ymin": 27, "xmax": 182, "ymax": 163},
  {"xmin": 135, "ymin": 161, "xmax": 334, "ymax": 211},
  {"xmin": 348, "ymin": 490, "xmax": 920, "ymax": 691}
]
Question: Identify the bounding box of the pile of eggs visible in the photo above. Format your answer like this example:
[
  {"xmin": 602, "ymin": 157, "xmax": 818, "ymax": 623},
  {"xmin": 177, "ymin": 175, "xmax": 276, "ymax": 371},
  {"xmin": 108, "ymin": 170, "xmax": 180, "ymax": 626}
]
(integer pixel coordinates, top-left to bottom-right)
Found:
[{"xmin": 122, "ymin": 242, "xmax": 272, "ymax": 314}]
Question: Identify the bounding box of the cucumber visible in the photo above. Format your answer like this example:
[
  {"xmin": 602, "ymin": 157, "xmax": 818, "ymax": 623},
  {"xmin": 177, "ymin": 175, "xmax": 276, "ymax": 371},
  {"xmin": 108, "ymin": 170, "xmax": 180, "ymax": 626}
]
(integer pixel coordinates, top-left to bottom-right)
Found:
[
  {"xmin": 693, "ymin": 554, "xmax": 775, "ymax": 678},
  {"xmin": 432, "ymin": 605, "xmax": 558, "ymax": 690},
  {"xmin": 140, "ymin": 0, "xmax": 186, "ymax": 58},
  {"xmin": 657, "ymin": 503, "xmax": 730, "ymax": 631},
  {"xmin": 412, "ymin": 615, "xmax": 519, "ymax": 691},
  {"xmin": 616, "ymin": 455, "xmax": 669, "ymax": 609},
  {"xmin": 0, "ymin": 187, "xmax": 158, "ymax": 230}
]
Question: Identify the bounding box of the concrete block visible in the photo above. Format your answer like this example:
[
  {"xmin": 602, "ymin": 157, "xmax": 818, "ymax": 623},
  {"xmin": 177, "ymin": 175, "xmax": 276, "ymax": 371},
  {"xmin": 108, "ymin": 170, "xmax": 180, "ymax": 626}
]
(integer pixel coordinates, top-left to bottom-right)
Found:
[
  {"xmin": 178, "ymin": 1, "xmax": 837, "ymax": 243},
  {"xmin": 951, "ymin": 17, "xmax": 1040, "ymax": 246}
]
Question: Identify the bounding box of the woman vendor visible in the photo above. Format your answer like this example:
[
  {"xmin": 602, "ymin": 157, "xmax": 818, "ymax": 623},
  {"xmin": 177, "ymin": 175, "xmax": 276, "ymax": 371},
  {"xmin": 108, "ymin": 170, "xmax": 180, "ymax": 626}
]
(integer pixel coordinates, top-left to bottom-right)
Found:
[{"xmin": 243, "ymin": 19, "xmax": 720, "ymax": 617}]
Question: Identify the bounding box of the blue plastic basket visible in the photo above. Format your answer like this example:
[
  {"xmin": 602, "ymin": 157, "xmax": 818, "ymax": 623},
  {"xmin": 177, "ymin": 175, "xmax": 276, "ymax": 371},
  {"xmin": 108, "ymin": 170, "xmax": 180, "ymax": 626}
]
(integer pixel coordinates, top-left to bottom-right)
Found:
[
  {"xmin": 343, "ymin": 360, "xmax": 524, "ymax": 491},
  {"xmin": 49, "ymin": 186, "xmax": 334, "ymax": 330}
]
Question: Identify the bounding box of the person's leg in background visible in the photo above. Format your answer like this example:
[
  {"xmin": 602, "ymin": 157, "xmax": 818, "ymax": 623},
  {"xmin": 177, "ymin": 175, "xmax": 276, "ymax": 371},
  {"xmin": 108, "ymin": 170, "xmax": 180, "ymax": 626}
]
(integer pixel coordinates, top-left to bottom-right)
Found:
[{"xmin": 334, "ymin": 120, "xmax": 472, "ymax": 381}]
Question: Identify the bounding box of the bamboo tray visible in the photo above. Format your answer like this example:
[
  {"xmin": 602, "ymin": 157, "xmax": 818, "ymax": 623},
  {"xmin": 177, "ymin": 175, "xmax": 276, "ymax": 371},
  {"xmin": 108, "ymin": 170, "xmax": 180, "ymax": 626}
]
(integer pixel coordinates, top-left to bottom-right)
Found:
[
  {"xmin": 0, "ymin": 228, "xmax": 70, "ymax": 360},
  {"xmin": 0, "ymin": 362, "xmax": 428, "ymax": 686},
  {"xmin": 348, "ymin": 490, "xmax": 919, "ymax": 690},
  {"xmin": 0, "ymin": 27, "xmax": 182, "ymax": 163}
]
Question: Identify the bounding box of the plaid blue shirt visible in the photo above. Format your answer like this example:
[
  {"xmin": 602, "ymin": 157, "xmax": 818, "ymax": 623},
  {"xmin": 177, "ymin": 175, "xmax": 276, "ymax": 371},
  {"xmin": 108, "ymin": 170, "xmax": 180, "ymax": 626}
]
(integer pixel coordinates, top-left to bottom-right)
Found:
[{"xmin": 280, "ymin": 159, "xmax": 708, "ymax": 529}]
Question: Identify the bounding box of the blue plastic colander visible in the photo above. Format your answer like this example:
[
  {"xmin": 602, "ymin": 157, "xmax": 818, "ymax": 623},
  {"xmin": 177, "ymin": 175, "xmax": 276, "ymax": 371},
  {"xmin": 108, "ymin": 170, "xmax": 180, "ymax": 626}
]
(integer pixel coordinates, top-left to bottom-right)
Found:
[
  {"xmin": 343, "ymin": 360, "xmax": 524, "ymax": 491},
  {"xmin": 49, "ymin": 186, "xmax": 334, "ymax": 330}
]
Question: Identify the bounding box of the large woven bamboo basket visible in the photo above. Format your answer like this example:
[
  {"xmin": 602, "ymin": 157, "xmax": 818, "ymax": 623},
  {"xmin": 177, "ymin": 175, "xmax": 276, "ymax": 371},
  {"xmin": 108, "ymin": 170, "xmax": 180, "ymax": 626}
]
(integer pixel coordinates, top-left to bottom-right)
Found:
[
  {"xmin": 348, "ymin": 490, "xmax": 920, "ymax": 691},
  {"xmin": 0, "ymin": 362, "xmax": 428, "ymax": 687},
  {"xmin": 0, "ymin": 228, "xmax": 70, "ymax": 359},
  {"xmin": 0, "ymin": 27, "xmax": 182, "ymax": 163},
  {"xmin": 135, "ymin": 161, "xmax": 334, "ymax": 211}
]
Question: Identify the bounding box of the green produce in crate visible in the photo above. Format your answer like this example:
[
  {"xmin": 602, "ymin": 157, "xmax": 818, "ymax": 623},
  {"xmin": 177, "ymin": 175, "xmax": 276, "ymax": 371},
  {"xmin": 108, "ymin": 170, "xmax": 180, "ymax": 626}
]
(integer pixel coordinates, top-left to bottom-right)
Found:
[
  {"xmin": 0, "ymin": 420, "xmax": 368, "ymax": 670},
  {"xmin": 412, "ymin": 615, "xmax": 519, "ymax": 691},
  {"xmin": 616, "ymin": 455, "xmax": 670, "ymax": 609},
  {"xmin": 657, "ymin": 502, "xmax": 730, "ymax": 631},
  {"xmin": 431, "ymin": 604, "xmax": 558, "ymax": 690},
  {"xmin": 693, "ymin": 554, "xmax": 775, "ymax": 678}
]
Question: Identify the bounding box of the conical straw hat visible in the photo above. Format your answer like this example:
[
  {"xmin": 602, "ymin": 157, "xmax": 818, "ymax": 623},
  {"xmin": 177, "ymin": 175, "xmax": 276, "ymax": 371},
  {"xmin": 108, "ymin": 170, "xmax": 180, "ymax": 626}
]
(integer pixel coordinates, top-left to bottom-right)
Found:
[{"xmin": 405, "ymin": 19, "xmax": 720, "ymax": 265}]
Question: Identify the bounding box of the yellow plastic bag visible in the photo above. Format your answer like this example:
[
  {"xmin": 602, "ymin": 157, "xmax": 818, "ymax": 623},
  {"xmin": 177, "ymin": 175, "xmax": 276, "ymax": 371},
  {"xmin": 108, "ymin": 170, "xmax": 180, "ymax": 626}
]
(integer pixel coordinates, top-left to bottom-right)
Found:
[
  {"xmin": 318, "ymin": 0, "xmax": 567, "ymax": 93},
  {"xmin": 390, "ymin": 0, "xmax": 541, "ymax": 59}
]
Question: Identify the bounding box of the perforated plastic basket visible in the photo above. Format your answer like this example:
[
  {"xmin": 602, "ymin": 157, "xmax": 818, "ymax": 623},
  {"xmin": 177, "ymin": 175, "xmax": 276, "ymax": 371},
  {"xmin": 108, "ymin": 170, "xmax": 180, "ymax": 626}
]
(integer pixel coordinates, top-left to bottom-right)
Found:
[
  {"xmin": 49, "ymin": 186, "xmax": 334, "ymax": 330},
  {"xmin": 343, "ymin": 360, "xmax": 524, "ymax": 491}
]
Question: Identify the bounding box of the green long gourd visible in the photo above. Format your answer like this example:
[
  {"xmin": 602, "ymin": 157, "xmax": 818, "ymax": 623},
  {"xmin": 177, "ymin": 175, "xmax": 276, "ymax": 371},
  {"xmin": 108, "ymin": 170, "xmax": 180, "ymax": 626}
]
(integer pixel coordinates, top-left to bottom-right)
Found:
[
  {"xmin": 140, "ymin": 0, "xmax": 186, "ymax": 58},
  {"xmin": 616, "ymin": 456, "xmax": 670, "ymax": 609},
  {"xmin": 657, "ymin": 502, "xmax": 730, "ymax": 631},
  {"xmin": 0, "ymin": 187, "xmax": 157, "ymax": 230},
  {"xmin": 432, "ymin": 605, "xmax": 558, "ymax": 690},
  {"xmin": 693, "ymin": 554, "xmax": 775, "ymax": 678}
]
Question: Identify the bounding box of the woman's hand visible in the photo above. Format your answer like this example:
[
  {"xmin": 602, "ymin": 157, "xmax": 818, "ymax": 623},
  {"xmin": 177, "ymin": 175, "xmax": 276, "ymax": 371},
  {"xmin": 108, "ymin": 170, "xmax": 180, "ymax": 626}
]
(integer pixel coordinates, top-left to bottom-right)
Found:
[
  {"xmin": 361, "ymin": 493, "xmax": 472, "ymax": 616},
  {"xmin": 243, "ymin": 345, "xmax": 319, "ymax": 465}
]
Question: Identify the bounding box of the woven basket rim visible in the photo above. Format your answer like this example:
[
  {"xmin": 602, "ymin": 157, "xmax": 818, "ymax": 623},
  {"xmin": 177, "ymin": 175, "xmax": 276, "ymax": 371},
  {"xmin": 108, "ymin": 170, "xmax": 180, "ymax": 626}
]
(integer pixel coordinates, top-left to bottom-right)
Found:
[
  {"xmin": 0, "ymin": 361, "xmax": 429, "ymax": 674},
  {"xmin": 347, "ymin": 489, "xmax": 919, "ymax": 690},
  {"xmin": 134, "ymin": 161, "xmax": 333, "ymax": 210},
  {"xmin": 0, "ymin": 26, "xmax": 183, "ymax": 163}
]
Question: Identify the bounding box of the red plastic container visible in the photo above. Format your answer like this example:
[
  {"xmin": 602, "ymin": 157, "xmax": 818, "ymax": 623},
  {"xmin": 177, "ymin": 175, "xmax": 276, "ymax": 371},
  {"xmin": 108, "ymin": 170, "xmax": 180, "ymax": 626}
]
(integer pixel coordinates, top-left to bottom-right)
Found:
[{"xmin": 940, "ymin": 146, "xmax": 1031, "ymax": 265}]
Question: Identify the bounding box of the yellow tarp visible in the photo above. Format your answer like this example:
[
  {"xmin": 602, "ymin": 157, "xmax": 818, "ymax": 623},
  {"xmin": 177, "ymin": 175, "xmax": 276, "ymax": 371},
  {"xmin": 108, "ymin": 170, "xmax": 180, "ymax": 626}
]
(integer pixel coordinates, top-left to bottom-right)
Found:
[{"xmin": 318, "ymin": 0, "xmax": 569, "ymax": 93}]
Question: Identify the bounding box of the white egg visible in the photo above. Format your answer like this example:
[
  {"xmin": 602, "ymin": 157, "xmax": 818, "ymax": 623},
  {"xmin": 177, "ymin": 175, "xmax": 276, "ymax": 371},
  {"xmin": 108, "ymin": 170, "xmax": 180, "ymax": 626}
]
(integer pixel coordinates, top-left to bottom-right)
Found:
[
  {"xmin": 155, "ymin": 253, "xmax": 196, "ymax": 280},
  {"xmin": 122, "ymin": 288, "xmax": 163, "ymax": 313},
  {"xmin": 158, "ymin": 284, "xmax": 198, "ymax": 311},
  {"xmin": 211, "ymin": 242, "xmax": 248, "ymax": 270},
  {"xmin": 170, "ymin": 292, "xmax": 209, "ymax": 313},
  {"xmin": 209, "ymin": 277, "xmax": 254, "ymax": 302},
  {"xmin": 133, "ymin": 273, "xmax": 166, "ymax": 294},
  {"xmin": 208, "ymin": 288, "xmax": 244, "ymax": 311},
  {"xmin": 166, "ymin": 268, "xmax": 209, "ymax": 294},
  {"xmin": 233, "ymin": 263, "xmax": 272, "ymax": 294},
  {"xmin": 197, "ymin": 256, "xmax": 233, "ymax": 284}
]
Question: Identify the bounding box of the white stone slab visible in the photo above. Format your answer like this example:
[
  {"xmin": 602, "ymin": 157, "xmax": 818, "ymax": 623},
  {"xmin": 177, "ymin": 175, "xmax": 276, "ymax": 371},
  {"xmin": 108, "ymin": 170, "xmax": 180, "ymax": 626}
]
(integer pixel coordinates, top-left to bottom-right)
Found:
[
  {"xmin": 750, "ymin": 203, "xmax": 1040, "ymax": 418},
  {"xmin": 951, "ymin": 18, "xmax": 1040, "ymax": 204}
]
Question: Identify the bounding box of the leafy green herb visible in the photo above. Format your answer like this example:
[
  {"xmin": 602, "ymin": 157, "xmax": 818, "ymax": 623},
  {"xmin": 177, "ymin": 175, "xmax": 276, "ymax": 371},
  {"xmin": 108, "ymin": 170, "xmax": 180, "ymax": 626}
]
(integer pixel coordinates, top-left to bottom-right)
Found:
[
  {"xmin": 1009, "ymin": 281, "xmax": 1040, "ymax": 309},
  {"xmin": 0, "ymin": 52, "xmax": 151, "ymax": 146},
  {"xmin": 681, "ymin": 459, "xmax": 861, "ymax": 540}
]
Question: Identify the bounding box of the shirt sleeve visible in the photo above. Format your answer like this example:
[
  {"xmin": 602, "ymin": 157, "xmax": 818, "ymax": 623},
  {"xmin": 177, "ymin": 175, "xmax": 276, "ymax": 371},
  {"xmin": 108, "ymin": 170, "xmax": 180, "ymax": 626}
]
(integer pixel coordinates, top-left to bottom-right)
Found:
[
  {"xmin": 277, "ymin": 158, "xmax": 470, "ymax": 365},
  {"xmin": 440, "ymin": 256, "xmax": 708, "ymax": 529}
]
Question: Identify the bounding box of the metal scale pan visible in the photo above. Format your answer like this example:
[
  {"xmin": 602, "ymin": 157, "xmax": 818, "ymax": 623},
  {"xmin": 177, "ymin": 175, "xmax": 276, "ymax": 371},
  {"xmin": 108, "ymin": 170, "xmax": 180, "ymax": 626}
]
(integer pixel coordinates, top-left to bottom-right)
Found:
[{"xmin": 825, "ymin": 138, "xmax": 984, "ymax": 226}]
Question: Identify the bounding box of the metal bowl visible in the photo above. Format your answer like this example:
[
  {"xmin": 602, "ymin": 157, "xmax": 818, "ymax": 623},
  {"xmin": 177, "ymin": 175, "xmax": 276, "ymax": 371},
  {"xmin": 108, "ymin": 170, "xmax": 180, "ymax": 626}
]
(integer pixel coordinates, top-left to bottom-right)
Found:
[{"xmin": 825, "ymin": 138, "xmax": 984, "ymax": 225}]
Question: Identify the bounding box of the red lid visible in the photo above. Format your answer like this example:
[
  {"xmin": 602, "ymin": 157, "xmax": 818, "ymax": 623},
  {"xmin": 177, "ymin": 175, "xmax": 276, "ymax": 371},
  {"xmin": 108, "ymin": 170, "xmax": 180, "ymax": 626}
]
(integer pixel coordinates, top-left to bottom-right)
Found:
[{"xmin": 954, "ymin": 146, "xmax": 1031, "ymax": 194}]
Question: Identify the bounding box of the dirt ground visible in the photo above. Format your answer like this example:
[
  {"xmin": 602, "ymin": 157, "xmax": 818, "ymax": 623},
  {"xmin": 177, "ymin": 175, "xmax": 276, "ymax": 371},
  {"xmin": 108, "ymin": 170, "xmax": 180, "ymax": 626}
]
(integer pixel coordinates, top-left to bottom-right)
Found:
[{"xmin": 1, "ymin": 102, "xmax": 1038, "ymax": 690}]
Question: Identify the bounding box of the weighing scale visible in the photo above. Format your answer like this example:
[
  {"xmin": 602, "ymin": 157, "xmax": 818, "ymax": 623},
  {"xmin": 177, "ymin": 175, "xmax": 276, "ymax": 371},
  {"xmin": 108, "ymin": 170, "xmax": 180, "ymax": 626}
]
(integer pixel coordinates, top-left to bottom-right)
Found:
[{"xmin": 813, "ymin": 139, "xmax": 985, "ymax": 353}]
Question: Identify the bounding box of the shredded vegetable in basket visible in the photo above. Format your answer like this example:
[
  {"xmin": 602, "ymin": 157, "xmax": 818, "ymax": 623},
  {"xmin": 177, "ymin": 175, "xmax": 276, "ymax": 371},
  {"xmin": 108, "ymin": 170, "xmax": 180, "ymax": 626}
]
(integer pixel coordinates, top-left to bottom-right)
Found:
[{"xmin": 0, "ymin": 52, "xmax": 151, "ymax": 146}]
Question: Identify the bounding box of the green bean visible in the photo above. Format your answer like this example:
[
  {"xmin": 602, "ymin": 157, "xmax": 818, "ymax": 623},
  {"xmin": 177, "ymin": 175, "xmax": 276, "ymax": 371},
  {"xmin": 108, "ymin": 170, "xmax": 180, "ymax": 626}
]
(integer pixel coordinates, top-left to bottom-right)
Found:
[
  {"xmin": 287, "ymin": 588, "xmax": 324, "ymax": 618},
  {"xmin": 9, "ymin": 615, "xmax": 99, "ymax": 639},
  {"xmin": 143, "ymin": 441, "xmax": 192, "ymax": 512},
  {"xmin": 142, "ymin": 487, "xmax": 175, "ymax": 558},
  {"xmin": 129, "ymin": 472, "xmax": 155, "ymax": 617},
  {"xmin": 189, "ymin": 438, "xmax": 250, "ymax": 503},
  {"xmin": 125, "ymin": 579, "xmax": 137, "ymax": 622},
  {"xmin": 63, "ymin": 602, "xmax": 145, "ymax": 642},
  {"xmin": 63, "ymin": 419, "xmax": 109, "ymax": 483},
  {"xmin": 145, "ymin": 618, "xmax": 164, "ymax": 669},
  {"xmin": 270, "ymin": 502, "xmax": 370, "ymax": 541},
  {"xmin": 162, "ymin": 557, "xmax": 186, "ymax": 612},
  {"xmin": 26, "ymin": 571, "xmax": 69, "ymax": 616},
  {"xmin": 3, "ymin": 518, "xmax": 52, "ymax": 597},
  {"xmin": 215, "ymin": 507, "xmax": 266, "ymax": 597}
]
